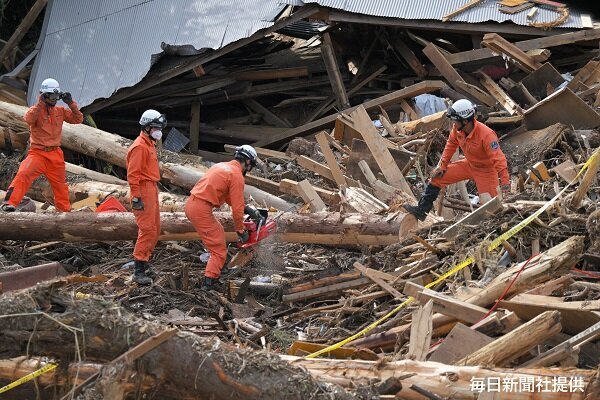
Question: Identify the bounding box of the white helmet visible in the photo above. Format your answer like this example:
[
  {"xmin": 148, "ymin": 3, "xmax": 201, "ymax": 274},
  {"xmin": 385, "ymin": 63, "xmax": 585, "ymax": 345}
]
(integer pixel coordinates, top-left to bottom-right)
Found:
[
  {"xmin": 40, "ymin": 78, "xmax": 60, "ymax": 94},
  {"xmin": 447, "ymin": 99, "xmax": 476, "ymax": 120},
  {"xmin": 139, "ymin": 109, "xmax": 167, "ymax": 128},
  {"xmin": 234, "ymin": 144, "xmax": 258, "ymax": 167}
]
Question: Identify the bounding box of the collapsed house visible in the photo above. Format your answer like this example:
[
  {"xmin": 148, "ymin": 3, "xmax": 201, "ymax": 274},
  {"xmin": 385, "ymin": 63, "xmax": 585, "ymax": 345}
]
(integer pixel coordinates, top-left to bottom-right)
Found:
[{"xmin": 1, "ymin": 0, "xmax": 600, "ymax": 398}]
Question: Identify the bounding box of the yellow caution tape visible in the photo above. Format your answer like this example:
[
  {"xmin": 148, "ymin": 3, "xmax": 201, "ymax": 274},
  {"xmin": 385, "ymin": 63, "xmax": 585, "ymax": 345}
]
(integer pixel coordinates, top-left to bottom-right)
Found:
[
  {"xmin": 307, "ymin": 148, "xmax": 599, "ymax": 358},
  {"xmin": 0, "ymin": 363, "xmax": 58, "ymax": 394}
]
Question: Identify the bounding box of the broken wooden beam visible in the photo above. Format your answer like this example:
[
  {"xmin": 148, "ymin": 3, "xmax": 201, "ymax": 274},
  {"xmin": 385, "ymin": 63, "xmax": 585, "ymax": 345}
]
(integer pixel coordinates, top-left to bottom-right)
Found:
[
  {"xmin": 446, "ymin": 28, "xmax": 600, "ymax": 65},
  {"xmin": 458, "ymin": 311, "xmax": 562, "ymax": 367},
  {"xmin": 321, "ymin": 33, "xmax": 350, "ymax": 110},
  {"xmin": 296, "ymin": 179, "xmax": 327, "ymax": 212},
  {"xmin": 482, "ymin": 33, "xmax": 543, "ymax": 73},
  {"xmin": 0, "ymin": 262, "xmax": 67, "ymax": 293}
]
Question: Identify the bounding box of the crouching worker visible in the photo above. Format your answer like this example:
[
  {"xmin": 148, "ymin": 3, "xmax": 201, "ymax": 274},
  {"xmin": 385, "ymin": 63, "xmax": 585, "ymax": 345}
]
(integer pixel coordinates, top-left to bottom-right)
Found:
[
  {"xmin": 126, "ymin": 110, "xmax": 166, "ymax": 285},
  {"xmin": 1, "ymin": 78, "xmax": 83, "ymax": 212},
  {"xmin": 185, "ymin": 145, "xmax": 259, "ymax": 290},
  {"xmin": 404, "ymin": 99, "xmax": 510, "ymax": 222}
]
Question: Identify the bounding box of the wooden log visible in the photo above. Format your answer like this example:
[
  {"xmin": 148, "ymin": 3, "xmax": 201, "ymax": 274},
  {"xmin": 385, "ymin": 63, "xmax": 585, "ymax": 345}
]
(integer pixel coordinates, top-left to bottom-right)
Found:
[
  {"xmin": 0, "ymin": 101, "xmax": 293, "ymax": 210},
  {"xmin": 282, "ymin": 355, "xmax": 599, "ymax": 399},
  {"xmin": 458, "ymin": 311, "xmax": 562, "ymax": 367},
  {"xmin": 0, "ymin": 211, "xmax": 404, "ymax": 246}
]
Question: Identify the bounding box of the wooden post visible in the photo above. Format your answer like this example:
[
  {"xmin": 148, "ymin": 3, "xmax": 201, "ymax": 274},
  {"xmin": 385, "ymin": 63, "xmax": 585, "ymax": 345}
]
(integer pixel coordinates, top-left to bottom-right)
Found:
[
  {"xmin": 189, "ymin": 102, "xmax": 200, "ymax": 154},
  {"xmin": 321, "ymin": 33, "xmax": 350, "ymax": 110},
  {"xmin": 0, "ymin": 0, "xmax": 48, "ymax": 65}
]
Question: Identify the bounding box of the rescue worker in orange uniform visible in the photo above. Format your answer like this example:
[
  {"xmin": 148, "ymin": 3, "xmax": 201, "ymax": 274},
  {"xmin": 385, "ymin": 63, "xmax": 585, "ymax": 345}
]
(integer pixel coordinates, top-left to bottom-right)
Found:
[
  {"xmin": 126, "ymin": 109, "xmax": 167, "ymax": 285},
  {"xmin": 185, "ymin": 145, "xmax": 260, "ymax": 290},
  {"xmin": 404, "ymin": 99, "xmax": 510, "ymax": 221},
  {"xmin": 1, "ymin": 78, "xmax": 83, "ymax": 212}
]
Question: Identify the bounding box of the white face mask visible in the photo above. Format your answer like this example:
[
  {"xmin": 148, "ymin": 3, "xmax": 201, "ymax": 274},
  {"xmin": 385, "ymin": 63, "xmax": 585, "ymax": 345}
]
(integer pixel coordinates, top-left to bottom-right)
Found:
[{"xmin": 150, "ymin": 129, "xmax": 162, "ymax": 141}]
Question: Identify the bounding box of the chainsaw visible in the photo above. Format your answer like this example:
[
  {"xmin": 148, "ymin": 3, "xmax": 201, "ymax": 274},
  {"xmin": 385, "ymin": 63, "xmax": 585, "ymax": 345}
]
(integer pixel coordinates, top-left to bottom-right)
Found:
[
  {"xmin": 226, "ymin": 208, "xmax": 277, "ymax": 270},
  {"xmin": 238, "ymin": 208, "xmax": 277, "ymax": 249}
]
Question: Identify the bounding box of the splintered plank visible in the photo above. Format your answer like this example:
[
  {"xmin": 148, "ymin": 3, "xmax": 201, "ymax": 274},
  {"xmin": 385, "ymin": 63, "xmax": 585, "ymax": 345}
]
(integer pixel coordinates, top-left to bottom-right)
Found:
[
  {"xmin": 253, "ymin": 80, "xmax": 447, "ymax": 148},
  {"xmin": 458, "ymin": 311, "xmax": 562, "ymax": 367},
  {"xmin": 478, "ymin": 72, "xmax": 522, "ymax": 115},
  {"xmin": 297, "ymin": 179, "xmax": 327, "ymax": 212},
  {"xmin": 442, "ymin": 196, "xmax": 503, "ymax": 239},
  {"xmin": 315, "ymin": 131, "xmax": 347, "ymax": 187},
  {"xmin": 354, "ymin": 262, "xmax": 402, "ymax": 299},
  {"xmin": 406, "ymin": 300, "xmax": 433, "ymax": 361}
]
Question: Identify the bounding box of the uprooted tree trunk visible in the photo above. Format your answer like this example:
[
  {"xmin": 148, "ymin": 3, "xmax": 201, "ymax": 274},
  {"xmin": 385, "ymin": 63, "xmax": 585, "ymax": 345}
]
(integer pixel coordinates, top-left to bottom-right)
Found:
[
  {"xmin": 0, "ymin": 211, "xmax": 403, "ymax": 246},
  {"xmin": 0, "ymin": 283, "xmax": 350, "ymax": 400},
  {"xmin": 0, "ymin": 101, "xmax": 293, "ymax": 210}
]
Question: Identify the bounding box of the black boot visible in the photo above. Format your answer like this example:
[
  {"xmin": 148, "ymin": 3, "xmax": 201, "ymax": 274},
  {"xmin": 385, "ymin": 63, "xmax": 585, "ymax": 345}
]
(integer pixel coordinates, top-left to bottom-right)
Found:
[
  {"xmin": 0, "ymin": 203, "xmax": 15, "ymax": 212},
  {"xmin": 403, "ymin": 184, "xmax": 441, "ymax": 221},
  {"xmin": 201, "ymin": 277, "xmax": 218, "ymax": 291},
  {"xmin": 133, "ymin": 260, "xmax": 152, "ymax": 286}
]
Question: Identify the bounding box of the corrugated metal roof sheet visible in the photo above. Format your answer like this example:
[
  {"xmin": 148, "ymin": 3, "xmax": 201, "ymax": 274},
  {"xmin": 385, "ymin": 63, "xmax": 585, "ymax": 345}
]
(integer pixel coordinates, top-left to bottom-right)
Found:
[
  {"xmin": 30, "ymin": 0, "xmax": 282, "ymax": 107},
  {"xmin": 285, "ymin": 0, "xmax": 588, "ymax": 29}
]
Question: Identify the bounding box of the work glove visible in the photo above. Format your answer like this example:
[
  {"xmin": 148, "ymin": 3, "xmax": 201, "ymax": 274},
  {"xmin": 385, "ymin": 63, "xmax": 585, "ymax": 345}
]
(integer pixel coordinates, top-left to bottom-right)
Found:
[
  {"xmin": 131, "ymin": 197, "xmax": 144, "ymax": 210},
  {"xmin": 501, "ymin": 184, "xmax": 511, "ymax": 198},
  {"xmin": 60, "ymin": 92, "xmax": 73, "ymax": 105},
  {"xmin": 237, "ymin": 230, "xmax": 250, "ymax": 244},
  {"xmin": 430, "ymin": 166, "xmax": 445, "ymax": 179}
]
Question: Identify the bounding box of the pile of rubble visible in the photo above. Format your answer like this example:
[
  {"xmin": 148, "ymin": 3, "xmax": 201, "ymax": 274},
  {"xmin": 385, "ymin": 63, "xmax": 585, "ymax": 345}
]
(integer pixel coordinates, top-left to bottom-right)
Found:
[{"xmin": 1, "ymin": 1, "xmax": 600, "ymax": 399}]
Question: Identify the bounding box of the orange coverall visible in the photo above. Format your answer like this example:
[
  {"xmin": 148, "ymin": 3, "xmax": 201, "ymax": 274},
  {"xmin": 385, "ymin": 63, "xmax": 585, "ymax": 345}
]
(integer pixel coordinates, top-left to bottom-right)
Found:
[
  {"xmin": 185, "ymin": 160, "xmax": 245, "ymax": 278},
  {"xmin": 432, "ymin": 120, "xmax": 509, "ymax": 197},
  {"xmin": 5, "ymin": 96, "xmax": 83, "ymax": 211},
  {"xmin": 127, "ymin": 132, "xmax": 161, "ymax": 262}
]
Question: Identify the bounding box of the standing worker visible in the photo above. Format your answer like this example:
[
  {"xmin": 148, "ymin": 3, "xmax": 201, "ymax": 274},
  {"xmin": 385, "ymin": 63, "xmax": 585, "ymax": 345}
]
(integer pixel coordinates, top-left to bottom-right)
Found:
[
  {"xmin": 126, "ymin": 110, "xmax": 166, "ymax": 285},
  {"xmin": 404, "ymin": 99, "xmax": 510, "ymax": 222},
  {"xmin": 185, "ymin": 145, "xmax": 261, "ymax": 290},
  {"xmin": 1, "ymin": 78, "xmax": 83, "ymax": 212}
]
